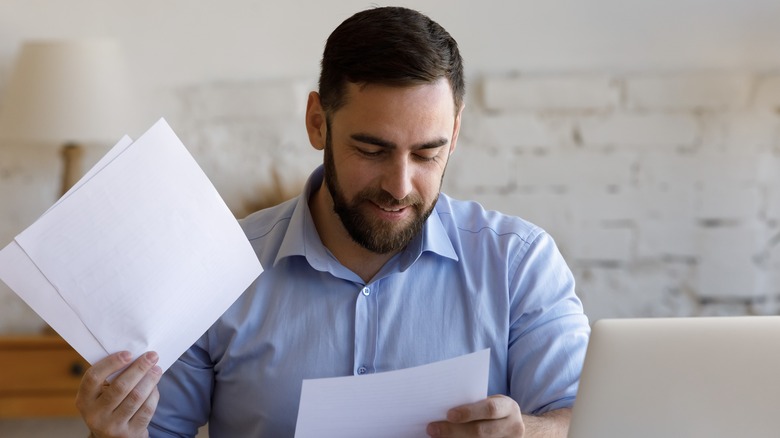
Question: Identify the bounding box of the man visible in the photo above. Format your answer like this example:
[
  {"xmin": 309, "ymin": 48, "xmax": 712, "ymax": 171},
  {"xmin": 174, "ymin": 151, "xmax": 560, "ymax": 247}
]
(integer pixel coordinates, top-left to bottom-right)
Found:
[{"xmin": 76, "ymin": 6, "xmax": 590, "ymax": 437}]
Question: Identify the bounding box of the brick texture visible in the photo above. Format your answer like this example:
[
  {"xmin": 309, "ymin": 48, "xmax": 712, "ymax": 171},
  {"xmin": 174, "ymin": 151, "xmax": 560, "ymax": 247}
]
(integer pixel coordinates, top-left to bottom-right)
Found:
[
  {"xmin": 3, "ymin": 72, "xmax": 780, "ymax": 331},
  {"xmin": 625, "ymin": 74, "xmax": 751, "ymax": 111},
  {"xmin": 482, "ymin": 74, "xmax": 618, "ymax": 112}
]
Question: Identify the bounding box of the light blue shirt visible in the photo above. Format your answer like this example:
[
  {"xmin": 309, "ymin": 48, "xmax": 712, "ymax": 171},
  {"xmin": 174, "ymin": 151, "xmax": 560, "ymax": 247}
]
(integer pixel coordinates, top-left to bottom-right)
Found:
[{"xmin": 150, "ymin": 166, "xmax": 590, "ymax": 437}]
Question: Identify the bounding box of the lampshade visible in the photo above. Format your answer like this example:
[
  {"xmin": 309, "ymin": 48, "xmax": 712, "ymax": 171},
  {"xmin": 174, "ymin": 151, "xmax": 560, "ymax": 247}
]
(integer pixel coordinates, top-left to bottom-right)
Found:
[{"xmin": 0, "ymin": 39, "xmax": 135, "ymax": 145}]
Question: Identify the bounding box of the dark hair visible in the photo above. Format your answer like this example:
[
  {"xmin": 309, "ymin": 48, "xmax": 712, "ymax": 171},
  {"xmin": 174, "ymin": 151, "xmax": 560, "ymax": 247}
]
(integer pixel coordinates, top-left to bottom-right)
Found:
[{"xmin": 318, "ymin": 6, "xmax": 464, "ymax": 116}]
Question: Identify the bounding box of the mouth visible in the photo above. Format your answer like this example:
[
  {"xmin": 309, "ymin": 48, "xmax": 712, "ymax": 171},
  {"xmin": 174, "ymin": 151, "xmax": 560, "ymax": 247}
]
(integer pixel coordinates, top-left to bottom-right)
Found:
[
  {"xmin": 379, "ymin": 205, "xmax": 404, "ymax": 213},
  {"xmin": 370, "ymin": 201, "xmax": 411, "ymax": 218}
]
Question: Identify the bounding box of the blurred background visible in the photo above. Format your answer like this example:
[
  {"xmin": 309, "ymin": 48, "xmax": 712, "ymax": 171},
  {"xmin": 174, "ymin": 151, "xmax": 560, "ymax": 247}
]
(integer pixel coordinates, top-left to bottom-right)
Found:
[{"xmin": 1, "ymin": 0, "xmax": 780, "ymax": 435}]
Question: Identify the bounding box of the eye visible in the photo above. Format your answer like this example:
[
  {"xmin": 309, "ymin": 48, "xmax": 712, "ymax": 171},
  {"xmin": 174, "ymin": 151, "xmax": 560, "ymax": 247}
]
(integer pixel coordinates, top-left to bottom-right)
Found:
[
  {"xmin": 414, "ymin": 148, "xmax": 442, "ymax": 162},
  {"xmin": 414, "ymin": 154, "xmax": 436, "ymax": 162},
  {"xmin": 357, "ymin": 147, "xmax": 384, "ymax": 157}
]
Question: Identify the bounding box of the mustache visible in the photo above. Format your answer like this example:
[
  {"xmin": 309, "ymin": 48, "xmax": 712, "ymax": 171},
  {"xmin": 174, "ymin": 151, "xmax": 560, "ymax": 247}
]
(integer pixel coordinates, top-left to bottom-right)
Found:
[{"xmin": 358, "ymin": 188, "xmax": 423, "ymax": 208}]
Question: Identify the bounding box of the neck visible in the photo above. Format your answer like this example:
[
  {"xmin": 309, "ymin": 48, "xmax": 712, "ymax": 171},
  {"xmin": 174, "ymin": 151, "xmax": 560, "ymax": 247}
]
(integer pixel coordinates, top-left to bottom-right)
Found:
[{"xmin": 309, "ymin": 182, "xmax": 397, "ymax": 283}]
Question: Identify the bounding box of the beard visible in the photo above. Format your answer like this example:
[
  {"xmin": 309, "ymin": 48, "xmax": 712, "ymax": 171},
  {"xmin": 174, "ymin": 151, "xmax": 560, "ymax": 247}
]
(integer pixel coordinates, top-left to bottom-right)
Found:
[{"xmin": 322, "ymin": 127, "xmax": 439, "ymax": 254}]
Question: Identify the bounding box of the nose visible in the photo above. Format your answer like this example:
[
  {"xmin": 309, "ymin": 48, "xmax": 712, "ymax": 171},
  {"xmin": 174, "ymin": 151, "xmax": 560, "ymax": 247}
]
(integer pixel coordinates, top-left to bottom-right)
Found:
[{"xmin": 380, "ymin": 156, "xmax": 413, "ymax": 201}]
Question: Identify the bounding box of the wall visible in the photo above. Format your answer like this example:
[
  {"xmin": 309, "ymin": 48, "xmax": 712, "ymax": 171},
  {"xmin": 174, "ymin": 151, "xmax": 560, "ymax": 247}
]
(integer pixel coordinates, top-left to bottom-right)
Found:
[
  {"xmin": 455, "ymin": 72, "xmax": 780, "ymax": 320},
  {"xmin": 158, "ymin": 71, "xmax": 780, "ymax": 325},
  {"xmin": 2, "ymin": 2, "xmax": 780, "ymax": 328}
]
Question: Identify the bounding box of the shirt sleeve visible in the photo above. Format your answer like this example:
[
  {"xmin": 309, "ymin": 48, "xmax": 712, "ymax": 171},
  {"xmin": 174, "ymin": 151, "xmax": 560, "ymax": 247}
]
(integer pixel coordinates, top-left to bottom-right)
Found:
[
  {"xmin": 149, "ymin": 334, "xmax": 214, "ymax": 437},
  {"xmin": 507, "ymin": 230, "xmax": 590, "ymax": 414}
]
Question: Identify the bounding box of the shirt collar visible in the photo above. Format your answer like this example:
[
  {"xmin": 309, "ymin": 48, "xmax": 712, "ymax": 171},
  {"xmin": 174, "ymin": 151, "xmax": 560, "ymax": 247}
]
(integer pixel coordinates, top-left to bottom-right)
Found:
[{"xmin": 274, "ymin": 165, "xmax": 459, "ymax": 272}]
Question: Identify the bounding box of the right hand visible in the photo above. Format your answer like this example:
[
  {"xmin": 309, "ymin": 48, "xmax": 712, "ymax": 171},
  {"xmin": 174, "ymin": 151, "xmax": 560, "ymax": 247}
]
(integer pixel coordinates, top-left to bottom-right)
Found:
[{"xmin": 76, "ymin": 351, "xmax": 162, "ymax": 438}]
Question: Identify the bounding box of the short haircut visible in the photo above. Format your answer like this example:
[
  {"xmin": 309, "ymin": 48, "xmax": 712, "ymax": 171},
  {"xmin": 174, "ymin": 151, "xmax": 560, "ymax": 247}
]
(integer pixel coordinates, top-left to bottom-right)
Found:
[{"xmin": 318, "ymin": 6, "xmax": 465, "ymax": 116}]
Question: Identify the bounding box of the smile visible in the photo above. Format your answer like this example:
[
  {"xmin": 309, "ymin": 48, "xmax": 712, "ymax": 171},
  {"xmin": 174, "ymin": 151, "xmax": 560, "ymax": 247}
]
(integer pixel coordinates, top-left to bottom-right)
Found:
[{"xmin": 380, "ymin": 206, "xmax": 404, "ymax": 212}]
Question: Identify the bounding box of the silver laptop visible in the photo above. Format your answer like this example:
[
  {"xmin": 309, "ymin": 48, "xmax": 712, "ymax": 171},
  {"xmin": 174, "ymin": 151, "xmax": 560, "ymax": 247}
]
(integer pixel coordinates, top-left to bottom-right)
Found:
[{"xmin": 568, "ymin": 316, "xmax": 780, "ymax": 438}]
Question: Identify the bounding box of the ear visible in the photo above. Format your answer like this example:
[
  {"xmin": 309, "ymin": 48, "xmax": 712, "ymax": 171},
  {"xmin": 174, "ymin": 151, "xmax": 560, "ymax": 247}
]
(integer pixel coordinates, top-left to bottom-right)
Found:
[
  {"xmin": 449, "ymin": 103, "xmax": 465, "ymax": 156},
  {"xmin": 305, "ymin": 91, "xmax": 327, "ymax": 151}
]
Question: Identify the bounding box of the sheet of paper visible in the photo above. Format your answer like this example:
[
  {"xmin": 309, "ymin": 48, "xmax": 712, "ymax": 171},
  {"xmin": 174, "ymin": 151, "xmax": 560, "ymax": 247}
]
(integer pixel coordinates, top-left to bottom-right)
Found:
[
  {"xmin": 0, "ymin": 242, "xmax": 108, "ymax": 363},
  {"xmin": 0, "ymin": 135, "xmax": 136, "ymax": 364},
  {"xmin": 294, "ymin": 349, "xmax": 490, "ymax": 438},
  {"xmin": 48, "ymin": 135, "xmax": 135, "ymax": 213},
  {"xmin": 1, "ymin": 118, "xmax": 263, "ymax": 372}
]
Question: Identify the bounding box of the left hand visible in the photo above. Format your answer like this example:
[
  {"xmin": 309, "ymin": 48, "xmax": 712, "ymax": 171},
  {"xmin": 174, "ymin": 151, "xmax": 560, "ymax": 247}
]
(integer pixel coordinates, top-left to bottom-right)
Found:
[{"xmin": 426, "ymin": 394, "xmax": 524, "ymax": 437}]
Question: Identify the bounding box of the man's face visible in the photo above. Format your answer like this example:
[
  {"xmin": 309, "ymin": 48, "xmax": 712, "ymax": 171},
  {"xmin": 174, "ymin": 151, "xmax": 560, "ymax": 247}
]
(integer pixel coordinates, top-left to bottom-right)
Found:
[{"xmin": 322, "ymin": 79, "xmax": 461, "ymax": 254}]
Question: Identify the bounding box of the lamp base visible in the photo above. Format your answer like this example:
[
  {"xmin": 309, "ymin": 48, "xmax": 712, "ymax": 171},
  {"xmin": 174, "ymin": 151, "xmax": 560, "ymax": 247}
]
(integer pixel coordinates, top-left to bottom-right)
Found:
[{"xmin": 60, "ymin": 142, "xmax": 83, "ymax": 197}]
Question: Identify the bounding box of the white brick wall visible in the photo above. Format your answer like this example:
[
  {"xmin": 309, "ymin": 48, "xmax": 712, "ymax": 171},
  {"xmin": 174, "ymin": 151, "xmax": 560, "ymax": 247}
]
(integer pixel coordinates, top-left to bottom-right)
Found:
[
  {"xmin": 482, "ymin": 74, "xmax": 618, "ymax": 112},
  {"xmin": 574, "ymin": 263, "xmax": 699, "ymax": 322},
  {"xmin": 568, "ymin": 226, "xmax": 635, "ymax": 262},
  {"xmin": 3, "ymin": 72, "xmax": 780, "ymax": 332},
  {"xmin": 752, "ymin": 75, "xmax": 780, "ymax": 110},
  {"xmin": 694, "ymin": 225, "xmax": 763, "ymax": 299},
  {"xmin": 478, "ymin": 113, "xmax": 561, "ymax": 149},
  {"xmin": 695, "ymin": 183, "xmax": 760, "ymax": 222},
  {"xmin": 509, "ymin": 151, "xmax": 635, "ymax": 189},
  {"xmin": 578, "ymin": 113, "xmax": 699, "ymax": 148},
  {"xmin": 636, "ymin": 221, "xmax": 699, "ymax": 259},
  {"xmin": 176, "ymin": 79, "xmax": 311, "ymax": 121},
  {"xmin": 466, "ymin": 72, "xmax": 780, "ymax": 318},
  {"xmin": 721, "ymin": 112, "xmax": 780, "ymax": 152},
  {"xmin": 446, "ymin": 145, "xmax": 514, "ymax": 191},
  {"xmin": 625, "ymin": 74, "xmax": 752, "ymax": 111}
]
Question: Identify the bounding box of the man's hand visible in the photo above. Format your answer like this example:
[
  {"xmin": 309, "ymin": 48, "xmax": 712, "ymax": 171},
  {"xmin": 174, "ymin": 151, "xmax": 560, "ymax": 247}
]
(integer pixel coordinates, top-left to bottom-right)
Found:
[
  {"xmin": 426, "ymin": 395, "xmax": 572, "ymax": 437},
  {"xmin": 426, "ymin": 395, "xmax": 524, "ymax": 437},
  {"xmin": 76, "ymin": 351, "xmax": 162, "ymax": 438}
]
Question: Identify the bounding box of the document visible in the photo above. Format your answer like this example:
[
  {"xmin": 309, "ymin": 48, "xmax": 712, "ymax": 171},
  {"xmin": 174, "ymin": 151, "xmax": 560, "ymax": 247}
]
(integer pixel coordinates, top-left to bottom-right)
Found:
[
  {"xmin": 0, "ymin": 118, "xmax": 263, "ymax": 372},
  {"xmin": 294, "ymin": 349, "xmax": 490, "ymax": 438},
  {"xmin": 0, "ymin": 134, "xmax": 136, "ymax": 364}
]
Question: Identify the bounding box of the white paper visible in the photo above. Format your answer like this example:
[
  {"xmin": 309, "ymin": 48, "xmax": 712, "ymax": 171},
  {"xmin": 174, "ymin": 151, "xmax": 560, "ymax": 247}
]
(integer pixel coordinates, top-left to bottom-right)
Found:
[
  {"xmin": 0, "ymin": 242, "xmax": 108, "ymax": 364},
  {"xmin": 0, "ymin": 135, "xmax": 137, "ymax": 365},
  {"xmin": 0, "ymin": 118, "xmax": 263, "ymax": 373},
  {"xmin": 294, "ymin": 349, "xmax": 490, "ymax": 438},
  {"xmin": 47, "ymin": 135, "xmax": 135, "ymax": 213}
]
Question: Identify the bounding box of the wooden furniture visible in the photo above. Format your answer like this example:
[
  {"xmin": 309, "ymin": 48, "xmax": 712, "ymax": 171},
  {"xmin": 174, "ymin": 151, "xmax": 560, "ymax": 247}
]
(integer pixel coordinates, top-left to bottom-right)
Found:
[{"xmin": 0, "ymin": 334, "xmax": 89, "ymax": 418}]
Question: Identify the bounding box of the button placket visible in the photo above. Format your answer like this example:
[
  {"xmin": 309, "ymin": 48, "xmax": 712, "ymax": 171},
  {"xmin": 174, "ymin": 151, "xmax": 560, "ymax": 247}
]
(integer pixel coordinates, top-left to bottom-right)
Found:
[{"xmin": 354, "ymin": 283, "xmax": 377, "ymax": 376}]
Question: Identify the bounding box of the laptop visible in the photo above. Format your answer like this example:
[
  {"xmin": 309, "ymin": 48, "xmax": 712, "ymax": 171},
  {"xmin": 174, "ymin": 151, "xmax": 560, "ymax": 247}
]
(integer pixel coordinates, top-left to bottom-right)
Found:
[{"xmin": 568, "ymin": 316, "xmax": 780, "ymax": 438}]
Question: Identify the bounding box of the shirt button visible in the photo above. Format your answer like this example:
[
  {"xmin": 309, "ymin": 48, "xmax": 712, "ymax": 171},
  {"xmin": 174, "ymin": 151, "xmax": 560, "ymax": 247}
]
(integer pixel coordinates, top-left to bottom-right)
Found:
[
  {"xmin": 361, "ymin": 287, "xmax": 370, "ymax": 296},
  {"xmin": 358, "ymin": 366, "xmax": 368, "ymax": 375}
]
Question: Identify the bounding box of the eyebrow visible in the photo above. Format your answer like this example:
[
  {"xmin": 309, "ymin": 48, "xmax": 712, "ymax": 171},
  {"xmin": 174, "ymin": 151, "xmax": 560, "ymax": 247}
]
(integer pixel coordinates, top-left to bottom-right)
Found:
[{"xmin": 350, "ymin": 133, "xmax": 449, "ymax": 150}]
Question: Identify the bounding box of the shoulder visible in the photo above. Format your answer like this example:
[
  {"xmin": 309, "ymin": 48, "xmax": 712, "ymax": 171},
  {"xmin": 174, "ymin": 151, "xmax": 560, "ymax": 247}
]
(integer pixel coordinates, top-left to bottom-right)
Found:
[
  {"xmin": 434, "ymin": 193, "xmax": 546, "ymax": 249},
  {"xmin": 237, "ymin": 197, "xmax": 299, "ymax": 266},
  {"xmin": 239, "ymin": 197, "xmax": 298, "ymax": 241}
]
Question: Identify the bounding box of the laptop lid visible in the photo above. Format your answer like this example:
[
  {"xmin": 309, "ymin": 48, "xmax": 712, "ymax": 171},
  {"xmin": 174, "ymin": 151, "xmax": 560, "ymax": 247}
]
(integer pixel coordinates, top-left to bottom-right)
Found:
[{"xmin": 568, "ymin": 316, "xmax": 780, "ymax": 438}]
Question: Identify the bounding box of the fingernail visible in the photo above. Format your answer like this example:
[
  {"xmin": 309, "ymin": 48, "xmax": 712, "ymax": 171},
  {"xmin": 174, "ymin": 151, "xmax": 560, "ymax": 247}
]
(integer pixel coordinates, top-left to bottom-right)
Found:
[
  {"xmin": 146, "ymin": 351, "xmax": 159, "ymax": 364},
  {"xmin": 447, "ymin": 410, "xmax": 462, "ymax": 422},
  {"xmin": 119, "ymin": 351, "xmax": 132, "ymax": 362},
  {"xmin": 426, "ymin": 424, "xmax": 439, "ymax": 437}
]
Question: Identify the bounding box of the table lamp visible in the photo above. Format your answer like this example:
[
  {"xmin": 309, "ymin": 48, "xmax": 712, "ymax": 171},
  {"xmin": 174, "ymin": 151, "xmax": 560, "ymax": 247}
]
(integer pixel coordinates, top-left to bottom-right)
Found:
[{"xmin": 0, "ymin": 39, "xmax": 135, "ymax": 196}]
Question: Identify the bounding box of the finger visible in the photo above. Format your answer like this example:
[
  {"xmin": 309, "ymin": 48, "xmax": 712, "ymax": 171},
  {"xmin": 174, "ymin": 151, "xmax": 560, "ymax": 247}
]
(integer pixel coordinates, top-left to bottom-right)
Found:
[
  {"xmin": 97, "ymin": 351, "xmax": 160, "ymax": 411},
  {"xmin": 447, "ymin": 395, "xmax": 515, "ymax": 423},
  {"xmin": 427, "ymin": 420, "xmax": 454, "ymax": 437},
  {"xmin": 128, "ymin": 380, "xmax": 161, "ymax": 429},
  {"xmin": 428, "ymin": 419, "xmax": 511, "ymax": 438},
  {"xmin": 113, "ymin": 364, "xmax": 162, "ymax": 422},
  {"xmin": 77, "ymin": 351, "xmax": 133, "ymax": 404}
]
